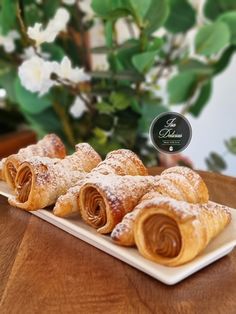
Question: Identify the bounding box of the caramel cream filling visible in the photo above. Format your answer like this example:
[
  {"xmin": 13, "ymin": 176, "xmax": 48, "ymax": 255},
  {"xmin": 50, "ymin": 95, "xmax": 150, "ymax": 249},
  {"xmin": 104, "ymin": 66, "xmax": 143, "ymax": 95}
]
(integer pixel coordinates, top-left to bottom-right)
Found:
[
  {"xmin": 6, "ymin": 162, "xmax": 17, "ymax": 186},
  {"xmin": 16, "ymin": 166, "xmax": 32, "ymax": 203},
  {"xmin": 82, "ymin": 187, "xmax": 107, "ymax": 228},
  {"xmin": 143, "ymin": 214, "xmax": 181, "ymax": 258}
]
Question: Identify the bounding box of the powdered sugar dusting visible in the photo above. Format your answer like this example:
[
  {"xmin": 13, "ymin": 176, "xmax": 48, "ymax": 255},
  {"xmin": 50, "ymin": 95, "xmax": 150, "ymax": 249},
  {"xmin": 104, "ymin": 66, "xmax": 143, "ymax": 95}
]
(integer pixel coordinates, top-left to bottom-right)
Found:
[
  {"xmin": 161, "ymin": 166, "xmax": 208, "ymax": 203},
  {"xmin": 80, "ymin": 175, "xmax": 160, "ymax": 233},
  {"xmin": 53, "ymin": 148, "xmax": 149, "ymax": 217},
  {"xmin": 11, "ymin": 147, "xmax": 101, "ymax": 209},
  {"xmin": 92, "ymin": 149, "xmax": 147, "ymax": 176}
]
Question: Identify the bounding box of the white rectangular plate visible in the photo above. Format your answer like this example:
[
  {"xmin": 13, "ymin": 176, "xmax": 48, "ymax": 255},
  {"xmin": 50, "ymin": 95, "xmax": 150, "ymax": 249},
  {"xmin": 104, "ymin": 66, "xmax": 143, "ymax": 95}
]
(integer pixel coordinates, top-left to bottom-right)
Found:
[{"xmin": 0, "ymin": 181, "xmax": 236, "ymax": 285}]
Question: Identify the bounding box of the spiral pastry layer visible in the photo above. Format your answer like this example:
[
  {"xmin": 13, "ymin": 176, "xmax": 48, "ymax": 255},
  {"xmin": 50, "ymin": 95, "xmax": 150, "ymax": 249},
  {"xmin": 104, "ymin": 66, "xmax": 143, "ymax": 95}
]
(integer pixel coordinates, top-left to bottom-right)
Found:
[
  {"xmin": 111, "ymin": 166, "xmax": 209, "ymax": 248},
  {"xmin": 53, "ymin": 149, "xmax": 148, "ymax": 218},
  {"xmin": 8, "ymin": 143, "xmax": 101, "ymax": 210},
  {"xmin": 2, "ymin": 133, "xmax": 66, "ymax": 189},
  {"xmin": 134, "ymin": 193, "xmax": 231, "ymax": 266},
  {"xmin": 79, "ymin": 175, "xmax": 159, "ymax": 234}
]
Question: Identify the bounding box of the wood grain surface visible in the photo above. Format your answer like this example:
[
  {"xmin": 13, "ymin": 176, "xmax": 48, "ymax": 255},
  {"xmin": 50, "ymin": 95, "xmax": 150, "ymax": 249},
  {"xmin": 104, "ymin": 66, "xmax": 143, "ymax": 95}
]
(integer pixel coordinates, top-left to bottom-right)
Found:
[{"xmin": 0, "ymin": 169, "xmax": 236, "ymax": 314}]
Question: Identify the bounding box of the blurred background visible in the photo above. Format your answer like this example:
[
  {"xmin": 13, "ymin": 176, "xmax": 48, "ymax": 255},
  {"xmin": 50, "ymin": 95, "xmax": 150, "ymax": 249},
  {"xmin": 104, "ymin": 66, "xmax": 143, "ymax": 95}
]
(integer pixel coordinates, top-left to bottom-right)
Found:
[{"xmin": 0, "ymin": 0, "xmax": 235, "ymax": 175}]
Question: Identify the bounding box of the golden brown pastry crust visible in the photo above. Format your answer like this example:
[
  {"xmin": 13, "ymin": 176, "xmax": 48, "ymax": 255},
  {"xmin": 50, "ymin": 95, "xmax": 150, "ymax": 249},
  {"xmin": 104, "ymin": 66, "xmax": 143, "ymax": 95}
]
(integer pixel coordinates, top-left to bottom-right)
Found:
[
  {"xmin": 111, "ymin": 167, "xmax": 209, "ymax": 247},
  {"xmin": 8, "ymin": 143, "xmax": 101, "ymax": 210},
  {"xmin": 79, "ymin": 175, "xmax": 159, "ymax": 234},
  {"xmin": 0, "ymin": 159, "xmax": 5, "ymax": 181},
  {"xmin": 53, "ymin": 149, "xmax": 148, "ymax": 218},
  {"xmin": 111, "ymin": 192, "xmax": 162, "ymax": 246},
  {"xmin": 3, "ymin": 134, "xmax": 66, "ymax": 189},
  {"xmin": 134, "ymin": 193, "xmax": 231, "ymax": 266},
  {"xmin": 160, "ymin": 166, "xmax": 209, "ymax": 203}
]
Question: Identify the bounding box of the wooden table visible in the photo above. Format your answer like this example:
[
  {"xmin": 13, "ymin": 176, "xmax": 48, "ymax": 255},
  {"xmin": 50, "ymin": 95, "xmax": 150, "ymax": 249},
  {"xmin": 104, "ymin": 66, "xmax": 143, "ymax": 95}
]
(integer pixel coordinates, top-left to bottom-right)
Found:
[{"xmin": 0, "ymin": 169, "xmax": 236, "ymax": 314}]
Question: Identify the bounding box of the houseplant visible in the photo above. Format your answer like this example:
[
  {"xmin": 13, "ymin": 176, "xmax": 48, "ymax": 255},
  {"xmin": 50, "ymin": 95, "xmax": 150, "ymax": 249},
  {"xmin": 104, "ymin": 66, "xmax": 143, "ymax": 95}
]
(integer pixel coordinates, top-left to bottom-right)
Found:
[{"xmin": 0, "ymin": 0, "xmax": 235, "ymax": 168}]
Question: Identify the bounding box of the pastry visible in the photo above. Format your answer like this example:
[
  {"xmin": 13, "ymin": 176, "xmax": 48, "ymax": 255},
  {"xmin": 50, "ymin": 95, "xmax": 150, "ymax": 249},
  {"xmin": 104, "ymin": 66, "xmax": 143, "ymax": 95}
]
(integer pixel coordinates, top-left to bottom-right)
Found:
[
  {"xmin": 133, "ymin": 192, "xmax": 231, "ymax": 266},
  {"xmin": 8, "ymin": 143, "xmax": 101, "ymax": 210},
  {"xmin": 53, "ymin": 149, "xmax": 148, "ymax": 217},
  {"xmin": 111, "ymin": 167, "xmax": 209, "ymax": 247},
  {"xmin": 111, "ymin": 192, "xmax": 162, "ymax": 246},
  {"xmin": 158, "ymin": 166, "xmax": 209, "ymax": 203},
  {"xmin": 79, "ymin": 174, "xmax": 159, "ymax": 234},
  {"xmin": 0, "ymin": 159, "xmax": 5, "ymax": 181},
  {"xmin": 2, "ymin": 134, "xmax": 66, "ymax": 188}
]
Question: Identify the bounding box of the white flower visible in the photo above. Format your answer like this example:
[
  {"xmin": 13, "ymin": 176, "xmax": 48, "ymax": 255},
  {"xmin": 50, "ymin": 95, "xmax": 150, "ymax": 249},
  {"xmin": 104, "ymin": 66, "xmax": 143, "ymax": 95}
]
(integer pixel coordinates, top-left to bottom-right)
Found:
[
  {"xmin": 80, "ymin": 0, "xmax": 94, "ymax": 21},
  {"xmin": 0, "ymin": 31, "xmax": 19, "ymax": 53},
  {"xmin": 18, "ymin": 56, "xmax": 56, "ymax": 96},
  {"xmin": 20, "ymin": 47, "xmax": 50, "ymax": 60},
  {"xmin": 47, "ymin": 8, "xmax": 70, "ymax": 35},
  {"xmin": 54, "ymin": 56, "xmax": 90, "ymax": 84},
  {"xmin": 69, "ymin": 96, "xmax": 88, "ymax": 118},
  {"xmin": 27, "ymin": 8, "xmax": 70, "ymax": 46},
  {"xmin": 62, "ymin": 0, "xmax": 76, "ymax": 5},
  {"xmin": 27, "ymin": 23, "xmax": 48, "ymax": 46}
]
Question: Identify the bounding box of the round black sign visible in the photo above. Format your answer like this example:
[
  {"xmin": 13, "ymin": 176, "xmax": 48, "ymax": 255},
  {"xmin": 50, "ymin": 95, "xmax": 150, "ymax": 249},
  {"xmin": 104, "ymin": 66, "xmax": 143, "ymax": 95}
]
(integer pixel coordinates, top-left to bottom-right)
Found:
[{"xmin": 149, "ymin": 112, "xmax": 192, "ymax": 154}]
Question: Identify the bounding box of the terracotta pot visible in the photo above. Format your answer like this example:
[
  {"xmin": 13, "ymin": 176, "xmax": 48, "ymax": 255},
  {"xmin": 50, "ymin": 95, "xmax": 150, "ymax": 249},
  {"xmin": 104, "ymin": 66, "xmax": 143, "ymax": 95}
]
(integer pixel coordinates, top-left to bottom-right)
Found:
[{"xmin": 0, "ymin": 130, "xmax": 36, "ymax": 159}]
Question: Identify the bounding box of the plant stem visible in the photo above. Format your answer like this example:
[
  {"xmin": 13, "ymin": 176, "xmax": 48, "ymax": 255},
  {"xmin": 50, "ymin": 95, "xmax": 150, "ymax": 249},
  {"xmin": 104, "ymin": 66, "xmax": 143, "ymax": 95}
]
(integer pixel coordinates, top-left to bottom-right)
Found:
[
  {"xmin": 74, "ymin": 2, "xmax": 91, "ymax": 71},
  {"xmin": 52, "ymin": 101, "xmax": 76, "ymax": 147},
  {"xmin": 16, "ymin": 1, "xmax": 33, "ymax": 47},
  {"xmin": 125, "ymin": 18, "xmax": 136, "ymax": 38},
  {"xmin": 180, "ymin": 101, "xmax": 192, "ymax": 116}
]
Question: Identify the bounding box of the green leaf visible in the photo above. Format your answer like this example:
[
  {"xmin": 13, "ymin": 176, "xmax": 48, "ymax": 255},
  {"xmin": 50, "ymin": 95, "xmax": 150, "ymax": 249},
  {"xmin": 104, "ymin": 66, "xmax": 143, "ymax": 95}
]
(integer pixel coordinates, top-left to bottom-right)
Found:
[
  {"xmin": 128, "ymin": 0, "xmax": 152, "ymax": 23},
  {"xmin": 91, "ymin": 0, "xmax": 129, "ymax": 18},
  {"xmin": 218, "ymin": 12, "xmax": 236, "ymax": 44},
  {"xmin": 105, "ymin": 20, "xmax": 114, "ymax": 48},
  {"xmin": 138, "ymin": 101, "xmax": 167, "ymax": 133},
  {"xmin": 195, "ymin": 21, "xmax": 230, "ymax": 56},
  {"xmin": 88, "ymin": 137, "xmax": 122, "ymax": 157},
  {"xmin": 213, "ymin": 46, "xmax": 235, "ymax": 75},
  {"xmin": 23, "ymin": 107, "xmax": 64, "ymax": 139},
  {"xmin": 147, "ymin": 37, "xmax": 164, "ymax": 52},
  {"xmin": 143, "ymin": 0, "xmax": 169, "ymax": 34},
  {"xmin": 0, "ymin": 68, "xmax": 17, "ymax": 103},
  {"xmin": 132, "ymin": 51, "xmax": 157, "ymax": 73},
  {"xmin": 14, "ymin": 78, "xmax": 52, "ymax": 114},
  {"xmin": 96, "ymin": 102, "xmax": 115, "ymax": 114},
  {"xmin": 41, "ymin": 0, "xmax": 61, "ymax": 20},
  {"xmin": 93, "ymin": 113, "xmax": 114, "ymax": 131},
  {"xmin": 107, "ymin": 53, "xmax": 124, "ymax": 72},
  {"xmin": 178, "ymin": 59, "xmax": 213, "ymax": 76},
  {"xmin": 114, "ymin": 109, "xmax": 140, "ymax": 146},
  {"xmin": 24, "ymin": 3, "xmax": 43, "ymax": 26},
  {"xmin": 116, "ymin": 39, "xmax": 141, "ymax": 70},
  {"xmin": 167, "ymin": 72, "xmax": 197, "ymax": 104},
  {"xmin": 204, "ymin": 0, "xmax": 236, "ymax": 21},
  {"xmin": 41, "ymin": 43, "xmax": 65, "ymax": 61},
  {"xmin": 110, "ymin": 92, "xmax": 130, "ymax": 110},
  {"xmin": 225, "ymin": 137, "xmax": 236, "ymax": 155},
  {"xmin": 189, "ymin": 81, "xmax": 212, "ymax": 117},
  {"xmin": 0, "ymin": 0, "xmax": 17, "ymax": 35},
  {"xmin": 165, "ymin": 0, "xmax": 196, "ymax": 33},
  {"xmin": 206, "ymin": 152, "xmax": 227, "ymax": 172},
  {"xmin": 93, "ymin": 127, "xmax": 108, "ymax": 145}
]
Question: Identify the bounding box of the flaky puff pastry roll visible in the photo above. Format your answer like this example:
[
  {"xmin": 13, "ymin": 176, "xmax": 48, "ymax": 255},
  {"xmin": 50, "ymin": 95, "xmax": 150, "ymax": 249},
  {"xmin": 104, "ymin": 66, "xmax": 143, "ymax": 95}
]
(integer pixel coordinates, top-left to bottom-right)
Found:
[
  {"xmin": 2, "ymin": 134, "xmax": 66, "ymax": 188},
  {"xmin": 111, "ymin": 166, "xmax": 209, "ymax": 246},
  {"xmin": 111, "ymin": 192, "xmax": 162, "ymax": 246},
  {"xmin": 53, "ymin": 149, "xmax": 148, "ymax": 217},
  {"xmin": 0, "ymin": 160, "xmax": 4, "ymax": 181},
  {"xmin": 8, "ymin": 143, "xmax": 101, "ymax": 211},
  {"xmin": 133, "ymin": 192, "xmax": 231, "ymax": 266},
  {"xmin": 158, "ymin": 166, "xmax": 209, "ymax": 203},
  {"xmin": 79, "ymin": 175, "xmax": 159, "ymax": 234}
]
